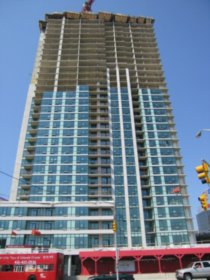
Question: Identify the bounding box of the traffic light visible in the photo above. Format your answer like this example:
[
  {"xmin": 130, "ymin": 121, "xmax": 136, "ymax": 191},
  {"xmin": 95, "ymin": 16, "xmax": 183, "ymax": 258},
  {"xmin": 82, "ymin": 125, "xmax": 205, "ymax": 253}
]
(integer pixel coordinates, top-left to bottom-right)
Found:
[
  {"xmin": 112, "ymin": 221, "xmax": 117, "ymax": 232},
  {"xmin": 195, "ymin": 161, "xmax": 210, "ymax": 184},
  {"xmin": 198, "ymin": 193, "xmax": 208, "ymax": 211}
]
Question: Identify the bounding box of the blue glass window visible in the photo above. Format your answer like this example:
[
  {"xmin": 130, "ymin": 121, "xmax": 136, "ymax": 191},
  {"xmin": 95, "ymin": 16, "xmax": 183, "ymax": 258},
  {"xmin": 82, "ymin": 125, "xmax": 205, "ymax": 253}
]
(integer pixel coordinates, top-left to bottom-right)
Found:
[
  {"xmin": 159, "ymin": 220, "xmax": 168, "ymax": 231},
  {"xmin": 115, "ymin": 176, "xmax": 123, "ymax": 185},
  {"xmin": 49, "ymin": 156, "xmax": 57, "ymax": 163},
  {"xmin": 52, "ymin": 129, "xmax": 60, "ymax": 136},
  {"xmin": 51, "ymin": 138, "xmax": 59, "ymax": 145},
  {"xmin": 78, "ymin": 129, "xmax": 88, "ymax": 136},
  {"xmin": 163, "ymin": 166, "xmax": 177, "ymax": 174},
  {"xmin": 63, "ymin": 121, "xmax": 74, "ymax": 128},
  {"xmin": 127, "ymin": 176, "xmax": 136, "ymax": 185},
  {"xmin": 142, "ymin": 95, "xmax": 149, "ymax": 101},
  {"xmin": 48, "ymin": 176, "xmax": 56, "ymax": 184},
  {"xmin": 46, "ymin": 186, "xmax": 55, "ymax": 194},
  {"xmin": 113, "ymin": 131, "xmax": 120, "ymax": 138},
  {"xmin": 155, "ymin": 116, "xmax": 168, "ymax": 122},
  {"xmin": 153, "ymin": 167, "xmax": 160, "ymax": 174},
  {"xmin": 154, "ymin": 176, "xmax": 161, "ymax": 184},
  {"xmin": 56, "ymin": 92, "xmax": 64, "ymax": 98},
  {"xmin": 143, "ymin": 102, "xmax": 150, "ymax": 108},
  {"xmin": 156, "ymin": 197, "xmax": 164, "ymax": 205},
  {"xmin": 38, "ymin": 121, "xmax": 50, "ymax": 128},
  {"xmin": 127, "ymin": 166, "xmax": 135, "ymax": 174},
  {"xmin": 77, "ymin": 156, "xmax": 88, "ymax": 163},
  {"xmin": 155, "ymin": 186, "xmax": 163, "ymax": 194},
  {"xmin": 55, "ymin": 207, "xmax": 68, "ymax": 215},
  {"xmin": 147, "ymin": 124, "xmax": 154, "ymax": 130},
  {"xmin": 150, "ymin": 149, "xmax": 157, "ymax": 155},
  {"xmin": 61, "ymin": 147, "xmax": 73, "ymax": 154},
  {"xmin": 59, "ymin": 185, "xmax": 71, "ymax": 194},
  {"xmin": 160, "ymin": 148, "xmax": 174, "ymax": 155},
  {"xmin": 64, "ymin": 113, "xmax": 74, "ymax": 120},
  {"xmin": 158, "ymin": 132, "xmax": 171, "ymax": 138},
  {"xmin": 171, "ymin": 219, "xmax": 187, "ymax": 230},
  {"xmin": 151, "ymin": 95, "xmax": 164, "ymax": 101},
  {"xmin": 150, "ymin": 89, "xmax": 162, "ymax": 94},
  {"xmin": 153, "ymin": 109, "xmax": 166, "ymax": 115},
  {"xmin": 0, "ymin": 207, "xmax": 11, "ymax": 215},
  {"xmin": 152, "ymin": 102, "xmax": 165, "ymax": 108},
  {"xmin": 151, "ymin": 157, "xmax": 159, "ymax": 165},
  {"xmin": 50, "ymin": 147, "xmax": 58, "ymax": 154},
  {"xmin": 31, "ymin": 176, "xmax": 44, "ymax": 184},
  {"xmin": 112, "ymin": 123, "xmax": 120, "ymax": 129},
  {"xmin": 124, "ymin": 130, "xmax": 132, "ymax": 138},
  {"xmin": 113, "ymin": 157, "xmax": 122, "ymax": 165},
  {"xmin": 42, "ymin": 99, "xmax": 52, "ymax": 105},
  {"xmin": 167, "ymin": 196, "xmax": 183, "ymax": 205},
  {"xmin": 123, "ymin": 115, "xmax": 131, "ymax": 122},
  {"xmin": 62, "ymin": 138, "xmax": 74, "ymax": 145},
  {"xmin": 77, "ymin": 146, "xmax": 88, "ymax": 154},
  {"xmin": 43, "ymin": 92, "xmax": 53, "ymax": 98},
  {"xmin": 144, "ymin": 109, "xmax": 151, "ymax": 115},
  {"xmin": 157, "ymin": 207, "xmax": 166, "ymax": 217},
  {"xmin": 60, "ymin": 165, "xmax": 72, "ymax": 173},
  {"xmin": 76, "ymin": 165, "xmax": 88, "ymax": 173},
  {"xmin": 162, "ymin": 157, "xmax": 176, "ymax": 164},
  {"xmin": 63, "ymin": 129, "xmax": 74, "ymax": 136},
  {"xmin": 111, "ymin": 108, "xmax": 119, "ymax": 114},
  {"xmin": 65, "ymin": 99, "xmax": 75, "ymax": 105},
  {"xmin": 156, "ymin": 124, "xmax": 169, "ymax": 130},
  {"xmin": 65, "ymin": 106, "xmax": 74, "ymax": 112},
  {"xmin": 55, "ymin": 99, "xmax": 63, "ymax": 105},
  {"xmin": 78, "ymin": 106, "xmax": 88, "ymax": 112},
  {"xmin": 78, "ymin": 85, "xmax": 89, "ymax": 91},
  {"xmin": 164, "ymin": 176, "xmax": 179, "ymax": 184},
  {"xmin": 159, "ymin": 140, "xmax": 172, "ymax": 147},
  {"xmin": 76, "ymin": 175, "xmax": 88, "ymax": 184}
]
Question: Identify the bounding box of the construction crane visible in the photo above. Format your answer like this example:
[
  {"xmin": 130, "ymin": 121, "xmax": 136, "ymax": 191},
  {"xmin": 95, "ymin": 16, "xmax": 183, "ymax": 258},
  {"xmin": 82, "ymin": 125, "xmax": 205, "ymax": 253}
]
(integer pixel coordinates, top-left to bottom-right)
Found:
[{"xmin": 82, "ymin": 0, "xmax": 95, "ymax": 13}]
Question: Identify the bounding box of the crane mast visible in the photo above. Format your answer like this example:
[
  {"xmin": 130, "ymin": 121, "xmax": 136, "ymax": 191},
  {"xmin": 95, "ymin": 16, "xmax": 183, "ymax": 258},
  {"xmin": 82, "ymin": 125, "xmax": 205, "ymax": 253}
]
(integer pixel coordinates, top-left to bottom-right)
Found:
[{"xmin": 82, "ymin": 0, "xmax": 95, "ymax": 13}]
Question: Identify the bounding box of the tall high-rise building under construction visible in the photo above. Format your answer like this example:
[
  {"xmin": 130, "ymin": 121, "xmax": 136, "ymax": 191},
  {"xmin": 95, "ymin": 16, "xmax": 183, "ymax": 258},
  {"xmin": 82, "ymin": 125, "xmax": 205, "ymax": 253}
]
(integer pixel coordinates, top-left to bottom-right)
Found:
[{"xmin": 0, "ymin": 9, "xmax": 196, "ymax": 275}]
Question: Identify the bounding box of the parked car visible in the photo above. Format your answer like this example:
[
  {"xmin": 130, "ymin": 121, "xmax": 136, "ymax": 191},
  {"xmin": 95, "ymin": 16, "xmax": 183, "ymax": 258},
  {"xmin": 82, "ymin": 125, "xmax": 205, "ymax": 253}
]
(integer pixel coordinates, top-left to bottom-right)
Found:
[
  {"xmin": 176, "ymin": 261, "xmax": 210, "ymax": 280},
  {"xmin": 88, "ymin": 274, "xmax": 134, "ymax": 280}
]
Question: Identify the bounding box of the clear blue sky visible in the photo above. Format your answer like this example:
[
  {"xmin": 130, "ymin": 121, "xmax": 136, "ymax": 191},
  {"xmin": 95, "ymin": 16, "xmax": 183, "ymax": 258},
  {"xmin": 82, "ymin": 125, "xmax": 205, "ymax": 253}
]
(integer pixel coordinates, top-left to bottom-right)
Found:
[{"xmin": 0, "ymin": 0, "xmax": 210, "ymax": 229}]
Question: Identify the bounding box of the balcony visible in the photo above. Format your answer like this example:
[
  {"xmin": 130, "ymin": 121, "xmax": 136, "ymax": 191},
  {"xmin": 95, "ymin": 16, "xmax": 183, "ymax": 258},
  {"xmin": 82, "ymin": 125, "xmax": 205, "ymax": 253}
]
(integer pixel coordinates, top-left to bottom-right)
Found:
[
  {"xmin": 19, "ymin": 194, "xmax": 29, "ymax": 200},
  {"xmin": 21, "ymin": 184, "xmax": 30, "ymax": 190},
  {"xmin": 29, "ymin": 129, "xmax": 37, "ymax": 136},
  {"xmin": 27, "ymin": 146, "xmax": 35, "ymax": 153},
  {"xmin": 28, "ymin": 137, "xmax": 36, "ymax": 144},
  {"xmin": 24, "ymin": 164, "xmax": 32, "ymax": 171},
  {"xmin": 25, "ymin": 153, "xmax": 35, "ymax": 161},
  {"xmin": 32, "ymin": 112, "xmax": 40, "ymax": 120},
  {"xmin": 21, "ymin": 171, "xmax": 32, "ymax": 179}
]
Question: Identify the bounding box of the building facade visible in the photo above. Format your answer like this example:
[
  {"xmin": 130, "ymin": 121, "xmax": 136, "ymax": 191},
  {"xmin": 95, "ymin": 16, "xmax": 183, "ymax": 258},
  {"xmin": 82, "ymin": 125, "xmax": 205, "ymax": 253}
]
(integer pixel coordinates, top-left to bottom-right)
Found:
[
  {"xmin": 0, "ymin": 11, "xmax": 195, "ymax": 259},
  {"xmin": 197, "ymin": 209, "xmax": 210, "ymax": 233}
]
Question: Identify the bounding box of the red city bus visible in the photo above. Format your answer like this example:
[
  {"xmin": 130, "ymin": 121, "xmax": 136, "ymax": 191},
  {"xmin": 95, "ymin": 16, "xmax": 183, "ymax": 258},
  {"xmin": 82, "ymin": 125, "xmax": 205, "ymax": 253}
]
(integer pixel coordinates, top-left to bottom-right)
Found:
[{"xmin": 0, "ymin": 252, "xmax": 64, "ymax": 280}]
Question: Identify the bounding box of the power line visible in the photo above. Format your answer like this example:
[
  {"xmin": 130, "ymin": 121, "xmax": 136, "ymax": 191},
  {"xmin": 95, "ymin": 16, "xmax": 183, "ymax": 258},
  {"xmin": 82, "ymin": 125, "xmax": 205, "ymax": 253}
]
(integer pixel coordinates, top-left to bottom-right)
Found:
[
  {"xmin": 0, "ymin": 170, "xmax": 20, "ymax": 199},
  {"xmin": 0, "ymin": 170, "xmax": 20, "ymax": 181}
]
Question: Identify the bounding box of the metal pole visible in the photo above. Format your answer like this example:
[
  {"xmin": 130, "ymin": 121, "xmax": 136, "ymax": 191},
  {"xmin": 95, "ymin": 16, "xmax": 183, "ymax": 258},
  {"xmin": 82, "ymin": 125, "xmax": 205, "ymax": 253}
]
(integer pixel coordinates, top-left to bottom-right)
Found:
[
  {"xmin": 114, "ymin": 228, "xmax": 119, "ymax": 280},
  {"xmin": 113, "ymin": 205, "xmax": 119, "ymax": 280}
]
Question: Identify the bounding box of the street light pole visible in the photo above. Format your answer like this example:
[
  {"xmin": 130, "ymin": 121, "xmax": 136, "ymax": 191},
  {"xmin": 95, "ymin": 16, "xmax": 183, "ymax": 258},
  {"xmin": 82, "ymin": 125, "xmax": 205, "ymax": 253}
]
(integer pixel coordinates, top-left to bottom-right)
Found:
[{"xmin": 196, "ymin": 129, "xmax": 210, "ymax": 138}]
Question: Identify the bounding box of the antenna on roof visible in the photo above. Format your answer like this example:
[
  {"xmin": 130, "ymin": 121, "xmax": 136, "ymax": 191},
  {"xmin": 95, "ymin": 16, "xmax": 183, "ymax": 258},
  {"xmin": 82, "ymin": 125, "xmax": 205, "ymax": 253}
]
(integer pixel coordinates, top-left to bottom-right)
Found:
[{"xmin": 81, "ymin": 0, "xmax": 95, "ymax": 13}]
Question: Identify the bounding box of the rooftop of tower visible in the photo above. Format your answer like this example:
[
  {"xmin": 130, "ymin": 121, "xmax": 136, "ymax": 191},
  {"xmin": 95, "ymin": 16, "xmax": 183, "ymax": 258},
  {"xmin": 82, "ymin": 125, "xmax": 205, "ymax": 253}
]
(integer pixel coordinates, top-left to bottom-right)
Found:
[{"xmin": 39, "ymin": 11, "xmax": 154, "ymax": 30}]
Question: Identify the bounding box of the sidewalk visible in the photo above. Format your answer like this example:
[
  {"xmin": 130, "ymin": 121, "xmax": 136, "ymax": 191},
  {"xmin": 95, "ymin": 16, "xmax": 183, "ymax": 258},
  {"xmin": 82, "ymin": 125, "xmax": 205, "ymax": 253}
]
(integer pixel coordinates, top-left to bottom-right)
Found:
[{"xmin": 68, "ymin": 274, "xmax": 177, "ymax": 280}]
